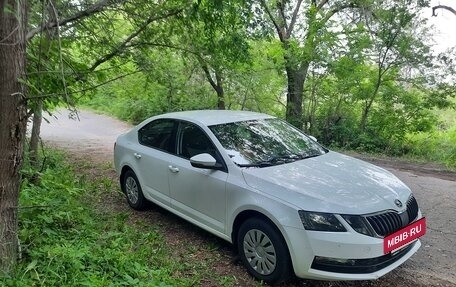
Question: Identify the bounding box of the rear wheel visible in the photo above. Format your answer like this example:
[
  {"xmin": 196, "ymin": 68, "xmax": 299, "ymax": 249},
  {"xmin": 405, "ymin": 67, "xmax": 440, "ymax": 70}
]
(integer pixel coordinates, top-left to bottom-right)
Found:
[
  {"xmin": 122, "ymin": 170, "xmax": 147, "ymax": 210},
  {"xmin": 237, "ymin": 217, "xmax": 292, "ymax": 284}
]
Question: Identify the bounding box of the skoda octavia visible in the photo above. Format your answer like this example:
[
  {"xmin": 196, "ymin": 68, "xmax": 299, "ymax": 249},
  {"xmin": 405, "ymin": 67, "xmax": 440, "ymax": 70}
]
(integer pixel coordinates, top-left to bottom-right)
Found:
[{"xmin": 114, "ymin": 110, "xmax": 425, "ymax": 284}]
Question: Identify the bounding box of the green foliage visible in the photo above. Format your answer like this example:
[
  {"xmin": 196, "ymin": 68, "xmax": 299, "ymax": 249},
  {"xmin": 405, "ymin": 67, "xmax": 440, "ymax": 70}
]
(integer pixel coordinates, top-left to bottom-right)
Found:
[
  {"xmin": 81, "ymin": 54, "xmax": 218, "ymax": 124},
  {"xmin": 188, "ymin": 0, "xmax": 252, "ymax": 64},
  {"xmin": 405, "ymin": 102, "xmax": 456, "ymax": 168},
  {"xmin": 82, "ymin": 72, "xmax": 169, "ymax": 123},
  {"xmin": 26, "ymin": 0, "xmax": 456, "ymax": 165},
  {"xmin": 1, "ymin": 151, "xmax": 228, "ymax": 286},
  {"xmin": 406, "ymin": 126, "xmax": 456, "ymax": 168}
]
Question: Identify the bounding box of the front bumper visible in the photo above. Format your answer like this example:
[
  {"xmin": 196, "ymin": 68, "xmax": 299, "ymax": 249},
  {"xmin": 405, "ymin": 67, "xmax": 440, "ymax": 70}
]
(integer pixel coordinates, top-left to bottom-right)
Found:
[
  {"xmin": 311, "ymin": 241, "xmax": 417, "ymax": 274},
  {"xmin": 284, "ymin": 225, "xmax": 421, "ymax": 280}
]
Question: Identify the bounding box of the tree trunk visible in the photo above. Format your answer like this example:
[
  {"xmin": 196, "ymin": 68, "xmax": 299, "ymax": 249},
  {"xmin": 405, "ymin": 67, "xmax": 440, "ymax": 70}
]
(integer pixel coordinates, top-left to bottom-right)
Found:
[
  {"xmin": 214, "ymin": 69, "xmax": 225, "ymax": 110},
  {"xmin": 0, "ymin": 0, "xmax": 28, "ymax": 273},
  {"xmin": 359, "ymin": 100, "xmax": 372, "ymax": 132},
  {"xmin": 29, "ymin": 0, "xmax": 56, "ymax": 170},
  {"xmin": 216, "ymin": 89, "xmax": 225, "ymax": 110},
  {"xmin": 359, "ymin": 73, "xmax": 382, "ymax": 132},
  {"xmin": 29, "ymin": 100, "xmax": 43, "ymax": 168},
  {"xmin": 307, "ymin": 71, "xmax": 318, "ymax": 134},
  {"xmin": 200, "ymin": 62, "xmax": 225, "ymax": 110},
  {"xmin": 285, "ymin": 66, "xmax": 303, "ymax": 128},
  {"xmin": 285, "ymin": 61, "xmax": 309, "ymax": 129},
  {"xmin": 282, "ymin": 16, "xmax": 314, "ymax": 130}
]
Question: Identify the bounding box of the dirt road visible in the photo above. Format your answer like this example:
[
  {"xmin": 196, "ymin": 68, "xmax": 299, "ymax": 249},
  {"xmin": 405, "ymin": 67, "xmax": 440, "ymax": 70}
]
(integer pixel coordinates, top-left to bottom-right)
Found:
[{"xmin": 40, "ymin": 109, "xmax": 456, "ymax": 287}]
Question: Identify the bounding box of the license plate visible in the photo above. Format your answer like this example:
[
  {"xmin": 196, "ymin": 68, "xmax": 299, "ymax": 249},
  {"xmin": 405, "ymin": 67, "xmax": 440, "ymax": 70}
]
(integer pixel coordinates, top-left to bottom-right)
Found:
[{"xmin": 383, "ymin": 217, "xmax": 426, "ymax": 254}]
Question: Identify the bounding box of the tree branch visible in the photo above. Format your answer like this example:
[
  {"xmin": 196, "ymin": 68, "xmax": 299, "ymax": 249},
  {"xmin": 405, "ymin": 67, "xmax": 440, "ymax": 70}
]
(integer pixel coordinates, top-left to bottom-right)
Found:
[
  {"xmin": 378, "ymin": 27, "xmax": 401, "ymax": 73},
  {"xmin": 26, "ymin": 70, "xmax": 141, "ymax": 99},
  {"xmin": 260, "ymin": 0, "xmax": 285, "ymax": 42},
  {"xmin": 316, "ymin": 0, "xmax": 329, "ymax": 11},
  {"xmin": 321, "ymin": 3, "xmax": 357, "ymax": 26},
  {"xmin": 126, "ymin": 40, "xmax": 223, "ymax": 96},
  {"xmin": 287, "ymin": 0, "xmax": 303, "ymax": 38},
  {"xmin": 278, "ymin": 1, "xmax": 289, "ymax": 33},
  {"xmin": 87, "ymin": 9, "xmax": 182, "ymax": 72},
  {"xmin": 26, "ymin": 63, "xmax": 127, "ymax": 76},
  {"xmin": 125, "ymin": 42, "xmax": 200, "ymax": 57},
  {"xmin": 26, "ymin": 0, "xmax": 122, "ymax": 40},
  {"xmin": 199, "ymin": 60, "xmax": 218, "ymax": 91},
  {"xmin": 432, "ymin": 5, "xmax": 456, "ymax": 17}
]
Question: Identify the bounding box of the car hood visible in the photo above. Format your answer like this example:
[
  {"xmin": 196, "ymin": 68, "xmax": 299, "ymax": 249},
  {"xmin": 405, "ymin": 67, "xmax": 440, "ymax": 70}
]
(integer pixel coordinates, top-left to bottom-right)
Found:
[{"xmin": 241, "ymin": 151, "xmax": 411, "ymax": 215}]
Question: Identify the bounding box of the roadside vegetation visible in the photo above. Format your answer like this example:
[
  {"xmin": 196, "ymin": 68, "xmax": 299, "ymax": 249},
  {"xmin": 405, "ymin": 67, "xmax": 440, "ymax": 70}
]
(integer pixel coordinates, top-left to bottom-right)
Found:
[
  {"xmin": 392, "ymin": 96, "xmax": 454, "ymax": 168},
  {"xmin": 1, "ymin": 151, "xmax": 237, "ymax": 287},
  {"xmin": 406, "ymin": 126, "xmax": 456, "ymax": 168}
]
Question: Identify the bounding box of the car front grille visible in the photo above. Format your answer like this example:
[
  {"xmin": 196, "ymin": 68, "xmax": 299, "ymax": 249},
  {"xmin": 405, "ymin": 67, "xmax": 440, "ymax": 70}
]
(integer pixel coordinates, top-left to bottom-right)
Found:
[
  {"xmin": 406, "ymin": 195, "xmax": 419, "ymax": 222},
  {"xmin": 365, "ymin": 195, "xmax": 419, "ymax": 237}
]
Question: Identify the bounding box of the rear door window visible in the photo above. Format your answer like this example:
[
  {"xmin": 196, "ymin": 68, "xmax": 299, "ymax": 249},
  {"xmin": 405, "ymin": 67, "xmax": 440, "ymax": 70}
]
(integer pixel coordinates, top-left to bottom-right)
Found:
[{"xmin": 138, "ymin": 119, "xmax": 176, "ymax": 153}]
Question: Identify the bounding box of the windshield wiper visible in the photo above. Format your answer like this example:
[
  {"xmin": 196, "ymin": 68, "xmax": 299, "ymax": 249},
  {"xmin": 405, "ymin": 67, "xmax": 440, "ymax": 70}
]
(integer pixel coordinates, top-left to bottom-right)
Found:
[
  {"xmin": 236, "ymin": 154, "xmax": 298, "ymax": 168},
  {"xmin": 235, "ymin": 153, "xmax": 322, "ymax": 168},
  {"xmin": 235, "ymin": 161, "xmax": 274, "ymax": 168},
  {"xmin": 298, "ymin": 153, "xmax": 321, "ymax": 160}
]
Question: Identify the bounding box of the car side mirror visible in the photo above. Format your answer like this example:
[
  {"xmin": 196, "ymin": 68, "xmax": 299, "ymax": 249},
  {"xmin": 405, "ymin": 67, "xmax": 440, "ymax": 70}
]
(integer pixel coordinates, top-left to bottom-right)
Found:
[{"xmin": 190, "ymin": 153, "xmax": 223, "ymax": 170}]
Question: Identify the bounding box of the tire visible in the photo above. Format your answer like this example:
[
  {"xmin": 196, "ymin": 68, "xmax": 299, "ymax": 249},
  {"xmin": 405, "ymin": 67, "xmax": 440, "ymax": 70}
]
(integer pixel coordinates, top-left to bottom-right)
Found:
[
  {"xmin": 237, "ymin": 217, "xmax": 292, "ymax": 284},
  {"xmin": 122, "ymin": 170, "xmax": 147, "ymax": 210}
]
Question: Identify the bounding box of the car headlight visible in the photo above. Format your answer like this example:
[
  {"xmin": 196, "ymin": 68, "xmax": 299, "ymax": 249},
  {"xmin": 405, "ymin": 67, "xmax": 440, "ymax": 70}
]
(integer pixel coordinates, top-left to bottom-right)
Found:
[
  {"xmin": 298, "ymin": 211, "xmax": 346, "ymax": 232},
  {"xmin": 341, "ymin": 215, "xmax": 375, "ymax": 237}
]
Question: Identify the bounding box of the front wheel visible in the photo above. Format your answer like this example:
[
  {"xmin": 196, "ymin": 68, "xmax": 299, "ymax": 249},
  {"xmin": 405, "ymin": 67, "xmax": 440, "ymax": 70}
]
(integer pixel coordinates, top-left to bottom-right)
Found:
[
  {"xmin": 122, "ymin": 170, "xmax": 147, "ymax": 210},
  {"xmin": 237, "ymin": 217, "xmax": 292, "ymax": 284}
]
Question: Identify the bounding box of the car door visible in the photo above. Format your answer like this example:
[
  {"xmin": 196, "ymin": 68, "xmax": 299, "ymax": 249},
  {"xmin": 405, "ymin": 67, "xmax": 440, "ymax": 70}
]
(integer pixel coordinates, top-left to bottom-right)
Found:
[
  {"xmin": 168, "ymin": 121, "xmax": 228, "ymax": 233},
  {"xmin": 134, "ymin": 119, "xmax": 177, "ymax": 206}
]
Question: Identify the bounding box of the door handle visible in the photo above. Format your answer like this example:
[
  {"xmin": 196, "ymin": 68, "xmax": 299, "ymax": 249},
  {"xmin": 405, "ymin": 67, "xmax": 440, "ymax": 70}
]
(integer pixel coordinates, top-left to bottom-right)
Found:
[
  {"xmin": 168, "ymin": 165, "xmax": 179, "ymax": 173},
  {"xmin": 134, "ymin": 153, "xmax": 142, "ymax": 159}
]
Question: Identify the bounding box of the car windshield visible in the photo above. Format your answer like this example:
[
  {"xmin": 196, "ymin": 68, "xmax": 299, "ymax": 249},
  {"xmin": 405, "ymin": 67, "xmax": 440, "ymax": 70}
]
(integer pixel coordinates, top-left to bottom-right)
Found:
[{"xmin": 209, "ymin": 118, "xmax": 327, "ymax": 167}]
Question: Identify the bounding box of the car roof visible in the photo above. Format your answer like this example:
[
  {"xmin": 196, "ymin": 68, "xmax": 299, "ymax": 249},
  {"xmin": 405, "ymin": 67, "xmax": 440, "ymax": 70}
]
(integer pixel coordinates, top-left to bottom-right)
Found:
[{"xmin": 154, "ymin": 110, "xmax": 275, "ymax": 126}]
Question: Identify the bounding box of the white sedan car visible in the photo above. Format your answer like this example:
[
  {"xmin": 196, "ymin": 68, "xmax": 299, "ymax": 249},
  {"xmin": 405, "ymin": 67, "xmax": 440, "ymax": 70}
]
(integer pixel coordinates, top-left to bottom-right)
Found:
[{"xmin": 114, "ymin": 110, "xmax": 425, "ymax": 284}]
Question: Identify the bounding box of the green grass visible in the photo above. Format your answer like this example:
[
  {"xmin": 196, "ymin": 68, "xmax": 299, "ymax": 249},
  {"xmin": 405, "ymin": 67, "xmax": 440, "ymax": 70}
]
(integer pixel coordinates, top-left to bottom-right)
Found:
[
  {"xmin": 1, "ymin": 151, "xmax": 235, "ymax": 287},
  {"xmin": 436, "ymin": 98, "xmax": 456, "ymax": 129}
]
